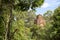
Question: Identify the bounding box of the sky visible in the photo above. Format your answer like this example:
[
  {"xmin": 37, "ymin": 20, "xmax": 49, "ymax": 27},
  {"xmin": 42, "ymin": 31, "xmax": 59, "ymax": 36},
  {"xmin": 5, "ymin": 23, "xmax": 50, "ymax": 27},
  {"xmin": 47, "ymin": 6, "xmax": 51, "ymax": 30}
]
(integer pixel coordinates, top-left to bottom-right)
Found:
[{"xmin": 35, "ymin": 0, "xmax": 60, "ymax": 15}]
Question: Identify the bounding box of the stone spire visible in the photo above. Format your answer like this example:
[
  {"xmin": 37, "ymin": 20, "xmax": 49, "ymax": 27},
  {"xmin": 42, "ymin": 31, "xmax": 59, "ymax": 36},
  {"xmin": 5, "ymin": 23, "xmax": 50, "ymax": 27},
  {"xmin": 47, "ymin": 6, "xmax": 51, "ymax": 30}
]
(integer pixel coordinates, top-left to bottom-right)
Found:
[{"xmin": 34, "ymin": 14, "xmax": 46, "ymax": 27}]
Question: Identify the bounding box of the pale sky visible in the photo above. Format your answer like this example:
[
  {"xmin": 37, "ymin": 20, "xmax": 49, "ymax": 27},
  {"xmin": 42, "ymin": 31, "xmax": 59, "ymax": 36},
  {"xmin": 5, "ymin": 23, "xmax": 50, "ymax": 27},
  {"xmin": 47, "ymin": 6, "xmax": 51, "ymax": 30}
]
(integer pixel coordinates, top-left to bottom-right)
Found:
[{"xmin": 35, "ymin": 0, "xmax": 60, "ymax": 15}]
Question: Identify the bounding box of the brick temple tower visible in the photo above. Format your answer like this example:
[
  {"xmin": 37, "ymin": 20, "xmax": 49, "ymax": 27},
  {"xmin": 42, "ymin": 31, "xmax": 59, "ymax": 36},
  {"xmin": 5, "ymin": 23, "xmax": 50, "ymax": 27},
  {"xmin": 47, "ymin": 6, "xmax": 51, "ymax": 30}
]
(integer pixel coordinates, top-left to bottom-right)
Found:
[{"xmin": 34, "ymin": 14, "xmax": 46, "ymax": 27}]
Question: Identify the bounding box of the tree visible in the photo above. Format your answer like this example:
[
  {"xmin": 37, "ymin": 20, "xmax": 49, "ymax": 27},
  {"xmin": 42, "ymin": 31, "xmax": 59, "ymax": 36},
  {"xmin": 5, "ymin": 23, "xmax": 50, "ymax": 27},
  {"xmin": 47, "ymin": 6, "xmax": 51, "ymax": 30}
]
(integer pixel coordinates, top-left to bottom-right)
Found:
[
  {"xmin": 43, "ymin": 10, "xmax": 53, "ymax": 22},
  {"xmin": 11, "ymin": 10, "xmax": 36, "ymax": 40},
  {"xmin": 52, "ymin": 6, "xmax": 60, "ymax": 40},
  {"xmin": 43, "ymin": 6, "xmax": 60, "ymax": 40},
  {"xmin": 0, "ymin": 0, "xmax": 44, "ymax": 40}
]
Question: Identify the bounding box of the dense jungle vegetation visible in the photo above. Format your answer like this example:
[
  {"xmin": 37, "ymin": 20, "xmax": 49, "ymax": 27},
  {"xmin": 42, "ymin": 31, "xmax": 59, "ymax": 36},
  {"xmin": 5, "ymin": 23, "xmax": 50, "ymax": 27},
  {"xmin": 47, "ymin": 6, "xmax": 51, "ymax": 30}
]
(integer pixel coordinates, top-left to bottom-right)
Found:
[{"xmin": 0, "ymin": 0, "xmax": 60, "ymax": 40}]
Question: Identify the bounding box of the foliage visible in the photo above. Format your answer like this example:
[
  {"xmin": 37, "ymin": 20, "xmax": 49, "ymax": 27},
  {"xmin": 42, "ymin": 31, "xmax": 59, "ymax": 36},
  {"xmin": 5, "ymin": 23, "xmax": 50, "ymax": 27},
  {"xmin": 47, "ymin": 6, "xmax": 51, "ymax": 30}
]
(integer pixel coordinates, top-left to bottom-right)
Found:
[
  {"xmin": 51, "ymin": 6, "xmax": 60, "ymax": 40},
  {"xmin": 0, "ymin": 0, "xmax": 44, "ymax": 40},
  {"xmin": 11, "ymin": 10, "xmax": 36, "ymax": 40},
  {"xmin": 14, "ymin": 0, "xmax": 44, "ymax": 11},
  {"xmin": 43, "ymin": 6, "xmax": 60, "ymax": 40},
  {"xmin": 1, "ymin": 0, "xmax": 60, "ymax": 40},
  {"xmin": 0, "ymin": 15, "xmax": 5, "ymax": 40}
]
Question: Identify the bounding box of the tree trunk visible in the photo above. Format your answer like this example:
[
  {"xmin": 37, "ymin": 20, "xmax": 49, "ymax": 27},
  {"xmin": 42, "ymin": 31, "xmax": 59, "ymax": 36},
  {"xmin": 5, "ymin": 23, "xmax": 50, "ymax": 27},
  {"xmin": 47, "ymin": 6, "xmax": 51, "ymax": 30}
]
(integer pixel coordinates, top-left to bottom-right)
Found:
[
  {"xmin": 7, "ymin": 6, "xmax": 12, "ymax": 40},
  {"xmin": 5, "ymin": 5, "xmax": 12, "ymax": 40}
]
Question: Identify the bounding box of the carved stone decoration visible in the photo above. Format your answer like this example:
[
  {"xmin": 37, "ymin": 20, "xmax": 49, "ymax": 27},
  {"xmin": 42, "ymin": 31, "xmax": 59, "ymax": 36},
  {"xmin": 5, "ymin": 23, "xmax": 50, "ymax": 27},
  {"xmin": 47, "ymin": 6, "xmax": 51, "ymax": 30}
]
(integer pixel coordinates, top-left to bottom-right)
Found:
[{"xmin": 34, "ymin": 14, "xmax": 46, "ymax": 28}]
